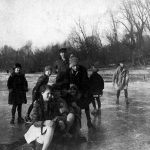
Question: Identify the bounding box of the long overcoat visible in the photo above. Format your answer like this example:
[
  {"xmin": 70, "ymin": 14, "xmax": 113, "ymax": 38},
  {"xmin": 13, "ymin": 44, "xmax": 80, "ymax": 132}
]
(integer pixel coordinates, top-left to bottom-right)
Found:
[
  {"xmin": 7, "ymin": 72, "xmax": 28, "ymax": 105},
  {"xmin": 89, "ymin": 72, "xmax": 104, "ymax": 95},
  {"xmin": 113, "ymin": 66, "xmax": 129, "ymax": 90},
  {"xmin": 68, "ymin": 65, "xmax": 92, "ymax": 109}
]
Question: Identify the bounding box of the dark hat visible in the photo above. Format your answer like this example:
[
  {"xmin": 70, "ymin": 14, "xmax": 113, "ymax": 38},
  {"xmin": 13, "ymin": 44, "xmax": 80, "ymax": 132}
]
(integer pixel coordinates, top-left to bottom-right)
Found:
[
  {"xmin": 91, "ymin": 66, "xmax": 99, "ymax": 72},
  {"xmin": 14, "ymin": 63, "xmax": 22, "ymax": 69},
  {"xmin": 59, "ymin": 48, "xmax": 67, "ymax": 53},
  {"xmin": 69, "ymin": 56, "xmax": 79, "ymax": 67}
]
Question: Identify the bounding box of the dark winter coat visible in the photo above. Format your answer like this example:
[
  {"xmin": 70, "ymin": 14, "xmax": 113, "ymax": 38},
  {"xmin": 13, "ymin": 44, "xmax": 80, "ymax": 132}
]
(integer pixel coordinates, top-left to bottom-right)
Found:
[
  {"xmin": 31, "ymin": 97, "xmax": 67, "ymax": 134},
  {"xmin": 89, "ymin": 72, "xmax": 104, "ymax": 95},
  {"xmin": 32, "ymin": 74, "xmax": 49, "ymax": 102},
  {"xmin": 7, "ymin": 72, "xmax": 28, "ymax": 105},
  {"xmin": 69, "ymin": 65, "xmax": 89, "ymax": 93},
  {"xmin": 54, "ymin": 58, "xmax": 69, "ymax": 74},
  {"xmin": 31, "ymin": 99, "xmax": 59, "ymax": 126},
  {"xmin": 54, "ymin": 58, "xmax": 69, "ymax": 90},
  {"xmin": 68, "ymin": 65, "xmax": 92, "ymax": 109}
]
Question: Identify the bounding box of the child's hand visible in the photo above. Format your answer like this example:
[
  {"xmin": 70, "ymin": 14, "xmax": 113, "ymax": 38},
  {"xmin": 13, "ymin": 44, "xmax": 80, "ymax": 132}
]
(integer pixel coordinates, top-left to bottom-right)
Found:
[
  {"xmin": 59, "ymin": 120, "xmax": 65, "ymax": 130},
  {"xmin": 44, "ymin": 120, "xmax": 54, "ymax": 127}
]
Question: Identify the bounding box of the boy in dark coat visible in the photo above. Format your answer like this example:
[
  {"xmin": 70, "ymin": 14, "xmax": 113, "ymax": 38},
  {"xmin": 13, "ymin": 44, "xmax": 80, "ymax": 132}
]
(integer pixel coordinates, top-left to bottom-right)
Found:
[
  {"xmin": 25, "ymin": 66, "xmax": 52, "ymax": 123},
  {"xmin": 68, "ymin": 56, "xmax": 93, "ymax": 128},
  {"xmin": 89, "ymin": 66, "xmax": 104, "ymax": 114},
  {"xmin": 7, "ymin": 63, "xmax": 28, "ymax": 124},
  {"xmin": 54, "ymin": 48, "xmax": 69, "ymax": 90}
]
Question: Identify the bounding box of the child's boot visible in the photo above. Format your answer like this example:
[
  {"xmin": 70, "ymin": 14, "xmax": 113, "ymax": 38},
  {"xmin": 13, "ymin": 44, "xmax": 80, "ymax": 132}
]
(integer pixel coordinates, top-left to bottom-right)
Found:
[{"xmin": 10, "ymin": 117, "xmax": 15, "ymax": 124}]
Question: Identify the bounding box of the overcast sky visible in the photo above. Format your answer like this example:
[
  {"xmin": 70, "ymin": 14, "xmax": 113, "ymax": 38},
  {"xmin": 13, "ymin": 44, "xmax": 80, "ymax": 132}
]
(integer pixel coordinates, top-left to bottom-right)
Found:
[{"xmin": 0, "ymin": 0, "xmax": 120, "ymax": 49}]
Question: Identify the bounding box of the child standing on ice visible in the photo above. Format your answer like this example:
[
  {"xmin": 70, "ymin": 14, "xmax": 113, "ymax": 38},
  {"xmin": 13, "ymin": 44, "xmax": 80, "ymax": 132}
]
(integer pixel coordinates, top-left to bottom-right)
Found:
[
  {"xmin": 89, "ymin": 66, "xmax": 104, "ymax": 114},
  {"xmin": 112, "ymin": 62, "xmax": 129, "ymax": 105},
  {"xmin": 7, "ymin": 63, "xmax": 28, "ymax": 124}
]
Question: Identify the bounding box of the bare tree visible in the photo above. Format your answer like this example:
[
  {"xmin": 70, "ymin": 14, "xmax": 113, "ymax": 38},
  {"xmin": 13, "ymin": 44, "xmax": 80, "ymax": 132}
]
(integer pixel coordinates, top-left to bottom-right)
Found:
[
  {"xmin": 119, "ymin": 0, "xmax": 148, "ymax": 65},
  {"xmin": 68, "ymin": 18, "xmax": 102, "ymax": 66}
]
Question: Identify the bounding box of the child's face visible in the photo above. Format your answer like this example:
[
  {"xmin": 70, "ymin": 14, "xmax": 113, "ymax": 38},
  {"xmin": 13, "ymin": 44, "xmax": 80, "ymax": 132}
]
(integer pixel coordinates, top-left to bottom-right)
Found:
[
  {"xmin": 45, "ymin": 70, "xmax": 52, "ymax": 77},
  {"xmin": 14, "ymin": 67, "xmax": 20, "ymax": 74},
  {"xmin": 70, "ymin": 88, "xmax": 77, "ymax": 96},
  {"xmin": 71, "ymin": 65, "xmax": 78, "ymax": 72},
  {"xmin": 42, "ymin": 89, "xmax": 51, "ymax": 101}
]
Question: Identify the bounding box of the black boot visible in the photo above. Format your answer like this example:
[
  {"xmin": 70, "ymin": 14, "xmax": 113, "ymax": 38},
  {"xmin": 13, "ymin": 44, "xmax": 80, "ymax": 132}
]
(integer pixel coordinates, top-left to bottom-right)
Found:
[
  {"xmin": 18, "ymin": 117, "xmax": 24, "ymax": 123},
  {"xmin": 10, "ymin": 117, "xmax": 15, "ymax": 124},
  {"xmin": 87, "ymin": 120, "xmax": 93, "ymax": 128}
]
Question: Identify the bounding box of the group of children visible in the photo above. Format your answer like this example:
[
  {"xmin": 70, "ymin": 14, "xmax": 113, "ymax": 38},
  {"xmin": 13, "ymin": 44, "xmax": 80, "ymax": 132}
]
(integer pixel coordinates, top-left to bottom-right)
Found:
[{"xmin": 7, "ymin": 61, "xmax": 104, "ymax": 150}]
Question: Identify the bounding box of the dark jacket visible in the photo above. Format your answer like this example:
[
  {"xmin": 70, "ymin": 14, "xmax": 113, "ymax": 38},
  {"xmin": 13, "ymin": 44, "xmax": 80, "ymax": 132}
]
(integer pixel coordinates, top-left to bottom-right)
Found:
[
  {"xmin": 31, "ymin": 97, "xmax": 67, "ymax": 134},
  {"xmin": 31, "ymin": 99, "xmax": 59, "ymax": 126},
  {"xmin": 54, "ymin": 58, "xmax": 69, "ymax": 74},
  {"xmin": 69, "ymin": 65, "xmax": 89, "ymax": 93},
  {"xmin": 68, "ymin": 65, "xmax": 92, "ymax": 108},
  {"xmin": 7, "ymin": 72, "xmax": 28, "ymax": 105},
  {"xmin": 89, "ymin": 72, "xmax": 104, "ymax": 95},
  {"xmin": 54, "ymin": 58, "xmax": 69, "ymax": 90},
  {"xmin": 32, "ymin": 74, "xmax": 49, "ymax": 101}
]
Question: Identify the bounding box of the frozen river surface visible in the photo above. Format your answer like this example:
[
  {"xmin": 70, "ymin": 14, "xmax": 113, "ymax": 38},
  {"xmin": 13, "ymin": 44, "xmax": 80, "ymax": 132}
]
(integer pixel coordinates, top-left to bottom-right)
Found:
[{"xmin": 0, "ymin": 73, "xmax": 150, "ymax": 150}]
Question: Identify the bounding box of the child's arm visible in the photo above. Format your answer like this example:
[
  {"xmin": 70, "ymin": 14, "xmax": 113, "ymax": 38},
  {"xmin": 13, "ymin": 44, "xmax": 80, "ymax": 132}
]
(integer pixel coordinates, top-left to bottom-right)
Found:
[{"xmin": 31, "ymin": 101, "xmax": 43, "ymax": 127}]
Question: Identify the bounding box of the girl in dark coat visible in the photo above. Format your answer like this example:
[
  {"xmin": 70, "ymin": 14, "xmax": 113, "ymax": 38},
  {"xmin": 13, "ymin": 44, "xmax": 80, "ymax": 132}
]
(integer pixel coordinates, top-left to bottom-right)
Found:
[
  {"xmin": 89, "ymin": 66, "xmax": 104, "ymax": 114},
  {"xmin": 7, "ymin": 63, "xmax": 28, "ymax": 124}
]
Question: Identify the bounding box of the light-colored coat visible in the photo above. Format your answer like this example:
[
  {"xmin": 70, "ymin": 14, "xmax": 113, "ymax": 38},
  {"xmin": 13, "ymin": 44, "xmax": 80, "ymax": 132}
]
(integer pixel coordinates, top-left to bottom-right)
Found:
[{"xmin": 113, "ymin": 66, "xmax": 129, "ymax": 90}]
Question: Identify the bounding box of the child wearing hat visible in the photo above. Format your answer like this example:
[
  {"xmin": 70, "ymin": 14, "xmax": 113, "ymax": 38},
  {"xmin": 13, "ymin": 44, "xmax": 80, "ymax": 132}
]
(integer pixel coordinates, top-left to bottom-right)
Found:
[
  {"xmin": 25, "ymin": 66, "xmax": 52, "ymax": 123},
  {"xmin": 89, "ymin": 66, "xmax": 104, "ymax": 114},
  {"xmin": 7, "ymin": 63, "xmax": 28, "ymax": 124},
  {"xmin": 68, "ymin": 56, "xmax": 93, "ymax": 128}
]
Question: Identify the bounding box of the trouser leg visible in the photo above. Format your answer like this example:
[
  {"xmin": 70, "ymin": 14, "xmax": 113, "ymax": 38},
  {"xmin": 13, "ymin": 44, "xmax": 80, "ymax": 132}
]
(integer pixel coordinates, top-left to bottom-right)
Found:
[
  {"xmin": 116, "ymin": 89, "xmax": 120, "ymax": 104},
  {"xmin": 124, "ymin": 89, "xmax": 129, "ymax": 104},
  {"xmin": 96, "ymin": 96, "xmax": 101, "ymax": 109},
  {"xmin": 10, "ymin": 104, "xmax": 17, "ymax": 124},
  {"xmin": 12, "ymin": 104, "xmax": 17, "ymax": 118},
  {"xmin": 17, "ymin": 104, "xmax": 22, "ymax": 118},
  {"xmin": 85, "ymin": 106, "xmax": 93, "ymax": 128},
  {"xmin": 91, "ymin": 97, "xmax": 96, "ymax": 109}
]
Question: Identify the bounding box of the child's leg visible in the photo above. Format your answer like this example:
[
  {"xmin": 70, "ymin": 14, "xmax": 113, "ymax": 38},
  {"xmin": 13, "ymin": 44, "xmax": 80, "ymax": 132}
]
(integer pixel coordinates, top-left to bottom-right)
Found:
[
  {"xmin": 12, "ymin": 104, "xmax": 17, "ymax": 118},
  {"xmin": 91, "ymin": 96, "xmax": 96, "ymax": 110},
  {"xmin": 124, "ymin": 89, "xmax": 128, "ymax": 98},
  {"xmin": 96, "ymin": 96, "xmax": 101, "ymax": 109},
  {"xmin": 17, "ymin": 104, "xmax": 24, "ymax": 123},
  {"xmin": 124, "ymin": 89, "xmax": 129, "ymax": 104},
  {"xmin": 17, "ymin": 104, "xmax": 22, "ymax": 118},
  {"xmin": 10, "ymin": 104, "xmax": 17, "ymax": 124},
  {"xmin": 26, "ymin": 103, "xmax": 34, "ymax": 117},
  {"xmin": 116, "ymin": 89, "xmax": 120, "ymax": 104},
  {"xmin": 41, "ymin": 126, "xmax": 55, "ymax": 150},
  {"xmin": 66, "ymin": 113, "xmax": 75, "ymax": 134},
  {"xmin": 85, "ymin": 106, "xmax": 93, "ymax": 128}
]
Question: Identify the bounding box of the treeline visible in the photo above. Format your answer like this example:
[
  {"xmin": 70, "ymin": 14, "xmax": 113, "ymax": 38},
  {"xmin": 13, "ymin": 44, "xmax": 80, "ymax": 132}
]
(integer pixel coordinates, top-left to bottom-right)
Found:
[{"xmin": 1, "ymin": 0, "xmax": 150, "ymax": 73}]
